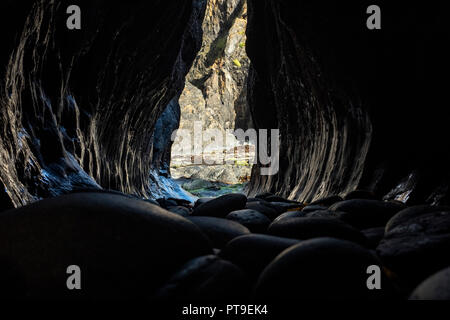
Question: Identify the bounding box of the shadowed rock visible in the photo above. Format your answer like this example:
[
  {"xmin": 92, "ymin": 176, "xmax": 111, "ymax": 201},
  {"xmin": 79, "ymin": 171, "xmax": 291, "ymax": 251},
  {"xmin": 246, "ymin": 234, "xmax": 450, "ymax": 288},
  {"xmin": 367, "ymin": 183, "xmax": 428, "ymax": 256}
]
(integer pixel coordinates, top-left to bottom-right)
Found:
[
  {"xmin": 330, "ymin": 199, "xmax": 405, "ymax": 229},
  {"xmin": 245, "ymin": 201, "xmax": 284, "ymax": 220},
  {"xmin": 410, "ymin": 266, "xmax": 450, "ymax": 300},
  {"xmin": 0, "ymin": 192, "xmax": 212, "ymax": 299},
  {"xmin": 188, "ymin": 216, "xmax": 251, "ymax": 248},
  {"xmin": 309, "ymin": 195, "xmax": 343, "ymax": 207},
  {"xmin": 226, "ymin": 209, "xmax": 271, "ymax": 233},
  {"xmin": 192, "ymin": 194, "xmax": 247, "ymax": 217},
  {"xmin": 385, "ymin": 205, "xmax": 450, "ymax": 232},
  {"xmin": 254, "ymin": 238, "xmax": 395, "ymax": 300},
  {"xmin": 362, "ymin": 227, "xmax": 385, "ymax": 249},
  {"xmin": 153, "ymin": 255, "xmax": 249, "ymax": 302},
  {"xmin": 220, "ymin": 234, "xmax": 300, "ymax": 282},
  {"xmin": 377, "ymin": 209, "xmax": 450, "ymax": 290},
  {"xmin": 272, "ymin": 211, "xmax": 305, "ymax": 224},
  {"xmin": 302, "ymin": 205, "xmax": 328, "ymax": 213},
  {"xmin": 268, "ymin": 217, "xmax": 368, "ymax": 246},
  {"xmin": 344, "ymin": 190, "xmax": 378, "ymax": 201}
]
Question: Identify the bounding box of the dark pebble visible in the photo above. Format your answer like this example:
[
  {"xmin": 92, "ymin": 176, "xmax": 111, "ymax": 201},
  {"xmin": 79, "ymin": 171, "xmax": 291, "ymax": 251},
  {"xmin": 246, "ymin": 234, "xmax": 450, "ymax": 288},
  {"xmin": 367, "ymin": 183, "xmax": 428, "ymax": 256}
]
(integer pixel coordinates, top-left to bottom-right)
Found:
[
  {"xmin": 168, "ymin": 206, "xmax": 191, "ymax": 217},
  {"xmin": 268, "ymin": 217, "xmax": 368, "ymax": 246},
  {"xmin": 344, "ymin": 190, "xmax": 378, "ymax": 201},
  {"xmin": 272, "ymin": 211, "xmax": 305, "ymax": 224},
  {"xmin": 410, "ymin": 266, "xmax": 450, "ymax": 300},
  {"xmin": 377, "ymin": 208, "xmax": 450, "ymax": 290},
  {"xmin": 192, "ymin": 194, "xmax": 247, "ymax": 218},
  {"xmin": 254, "ymin": 238, "xmax": 395, "ymax": 300},
  {"xmin": 153, "ymin": 255, "xmax": 249, "ymax": 302},
  {"xmin": 0, "ymin": 192, "xmax": 212, "ymax": 299},
  {"xmin": 187, "ymin": 216, "xmax": 251, "ymax": 248},
  {"xmin": 362, "ymin": 227, "xmax": 385, "ymax": 249},
  {"xmin": 226, "ymin": 209, "xmax": 271, "ymax": 233},
  {"xmin": 220, "ymin": 234, "xmax": 300, "ymax": 282},
  {"xmin": 330, "ymin": 199, "xmax": 405, "ymax": 229}
]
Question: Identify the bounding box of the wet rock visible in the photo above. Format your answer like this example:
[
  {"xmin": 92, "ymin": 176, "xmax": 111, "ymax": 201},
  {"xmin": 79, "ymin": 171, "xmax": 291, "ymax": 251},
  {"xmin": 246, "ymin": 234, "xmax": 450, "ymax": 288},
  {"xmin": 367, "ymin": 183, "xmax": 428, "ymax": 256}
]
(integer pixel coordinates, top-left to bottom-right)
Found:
[
  {"xmin": 385, "ymin": 205, "xmax": 450, "ymax": 232},
  {"xmin": 245, "ymin": 201, "xmax": 281, "ymax": 220},
  {"xmin": 344, "ymin": 190, "xmax": 378, "ymax": 201},
  {"xmin": 254, "ymin": 238, "xmax": 394, "ymax": 300},
  {"xmin": 268, "ymin": 217, "xmax": 368, "ymax": 246},
  {"xmin": 302, "ymin": 205, "xmax": 328, "ymax": 213},
  {"xmin": 194, "ymin": 197, "xmax": 215, "ymax": 208},
  {"xmin": 377, "ymin": 209, "xmax": 450, "ymax": 289},
  {"xmin": 153, "ymin": 255, "xmax": 249, "ymax": 302},
  {"xmin": 143, "ymin": 199, "xmax": 161, "ymax": 206},
  {"xmin": 410, "ymin": 266, "xmax": 450, "ymax": 300},
  {"xmin": 226, "ymin": 209, "xmax": 271, "ymax": 233},
  {"xmin": 192, "ymin": 194, "xmax": 247, "ymax": 218},
  {"xmin": 272, "ymin": 211, "xmax": 305, "ymax": 224},
  {"xmin": 220, "ymin": 234, "xmax": 300, "ymax": 282},
  {"xmin": 330, "ymin": 199, "xmax": 405, "ymax": 229},
  {"xmin": 167, "ymin": 198, "xmax": 192, "ymax": 207},
  {"xmin": 168, "ymin": 206, "xmax": 191, "ymax": 217},
  {"xmin": 362, "ymin": 227, "xmax": 385, "ymax": 249},
  {"xmin": 268, "ymin": 202, "xmax": 304, "ymax": 211},
  {"xmin": 0, "ymin": 193, "xmax": 212, "ymax": 299},
  {"xmin": 187, "ymin": 216, "xmax": 251, "ymax": 248},
  {"xmin": 157, "ymin": 198, "xmax": 178, "ymax": 209},
  {"xmin": 310, "ymin": 195, "xmax": 343, "ymax": 207},
  {"xmin": 304, "ymin": 210, "xmax": 341, "ymax": 220}
]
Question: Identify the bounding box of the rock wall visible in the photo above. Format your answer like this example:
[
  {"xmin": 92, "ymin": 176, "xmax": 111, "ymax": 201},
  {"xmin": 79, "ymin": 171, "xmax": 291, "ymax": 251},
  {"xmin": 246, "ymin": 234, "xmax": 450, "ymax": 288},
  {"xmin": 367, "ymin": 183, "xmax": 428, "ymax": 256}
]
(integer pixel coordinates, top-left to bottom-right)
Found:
[
  {"xmin": 177, "ymin": 0, "xmax": 252, "ymax": 149},
  {"xmin": 0, "ymin": 0, "xmax": 206, "ymax": 210},
  {"xmin": 245, "ymin": 0, "xmax": 450, "ymax": 205},
  {"xmin": 172, "ymin": 0, "xmax": 253, "ymax": 185}
]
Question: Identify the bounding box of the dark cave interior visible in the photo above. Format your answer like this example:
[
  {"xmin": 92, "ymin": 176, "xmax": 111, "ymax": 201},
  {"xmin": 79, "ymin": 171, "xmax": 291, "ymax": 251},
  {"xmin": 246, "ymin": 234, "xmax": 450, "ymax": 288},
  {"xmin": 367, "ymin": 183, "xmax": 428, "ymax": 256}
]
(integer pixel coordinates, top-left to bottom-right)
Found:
[{"xmin": 0, "ymin": 0, "xmax": 450, "ymax": 301}]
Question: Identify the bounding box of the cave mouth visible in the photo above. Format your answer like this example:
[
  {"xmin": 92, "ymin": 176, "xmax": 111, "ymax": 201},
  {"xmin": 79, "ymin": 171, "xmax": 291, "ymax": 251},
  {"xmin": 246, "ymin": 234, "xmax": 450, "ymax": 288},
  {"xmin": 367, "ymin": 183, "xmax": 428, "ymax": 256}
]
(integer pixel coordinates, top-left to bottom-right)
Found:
[{"xmin": 170, "ymin": 0, "xmax": 255, "ymax": 198}]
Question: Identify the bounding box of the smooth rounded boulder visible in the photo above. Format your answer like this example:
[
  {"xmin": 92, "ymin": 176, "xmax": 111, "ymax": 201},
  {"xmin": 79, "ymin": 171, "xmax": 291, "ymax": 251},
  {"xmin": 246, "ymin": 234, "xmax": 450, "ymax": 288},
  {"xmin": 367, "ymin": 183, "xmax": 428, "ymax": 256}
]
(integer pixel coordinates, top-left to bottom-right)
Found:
[
  {"xmin": 362, "ymin": 227, "xmax": 385, "ymax": 248},
  {"xmin": 330, "ymin": 199, "xmax": 405, "ymax": 229},
  {"xmin": 168, "ymin": 206, "xmax": 191, "ymax": 217},
  {"xmin": 226, "ymin": 209, "xmax": 271, "ymax": 233},
  {"xmin": 254, "ymin": 238, "xmax": 395, "ymax": 300},
  {"xmin": 385, "ymin": 205, "xmax": 450, "ymax": 232},
  {"xmin": 192, "ymin": 194, "xmax": 247, "ymax": 218},
  {"xmin": 220, "ymin": 234, "xmax": 300, "ymax": 282},
  {"xmin": 187, "ymin": 216, "xmax": 251, "ymax": 248},
  {"xmin": 0, "ymin": 193, "xmax": 212, "ymax": 299},
  {"xmin": 153, "ymin": 255, "xmax": 249, "ymax": 302},
  {"xmin": 194, "ymin": 197, "xmax": 214, "ymax": 209},
  {"xmin": 344, "ymin": 190, "xmax": 378, "ymax": 201},
  {"xmin": 272, "ymin": 211, "xmax": 305, "ymax": 224},
  {"xmin": 409, "ymin": 266, "xmax": 450, "ymax": 300},
  {"xmin": 268, "ymin": 217, "xmax": 369, "ymax": 246},
  {"xmin": 377, "ymin": 208, "xmax": 450, "ymax": 289},
  {"xmin": 245, "ymin": 201, "xmax": 284, "ymax": 220},
  {"xmin": 302, "ymin": 205, "xmax": 328, "ymax": 213}
]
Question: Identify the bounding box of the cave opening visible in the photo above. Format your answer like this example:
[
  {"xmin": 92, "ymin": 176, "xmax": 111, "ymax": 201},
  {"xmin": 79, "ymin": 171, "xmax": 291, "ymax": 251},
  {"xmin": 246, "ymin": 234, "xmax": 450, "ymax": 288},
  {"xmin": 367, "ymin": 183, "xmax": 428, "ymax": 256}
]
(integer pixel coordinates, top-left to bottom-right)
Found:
[{"xmin": 169, "ymin": 0, "xmax": 255, "ymax": 198}]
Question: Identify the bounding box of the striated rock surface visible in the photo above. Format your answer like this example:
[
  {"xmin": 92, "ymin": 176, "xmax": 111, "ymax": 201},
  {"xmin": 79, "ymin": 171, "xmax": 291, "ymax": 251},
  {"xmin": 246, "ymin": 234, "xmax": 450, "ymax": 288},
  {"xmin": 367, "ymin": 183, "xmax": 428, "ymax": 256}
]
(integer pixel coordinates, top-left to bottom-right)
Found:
[
  {"xmin": 245, "ymin": 0, "xmax": 450, "ymax": 205},
  {"xmin": 0, "ymin": 0, "xmax": 206, "ymax": 208}
]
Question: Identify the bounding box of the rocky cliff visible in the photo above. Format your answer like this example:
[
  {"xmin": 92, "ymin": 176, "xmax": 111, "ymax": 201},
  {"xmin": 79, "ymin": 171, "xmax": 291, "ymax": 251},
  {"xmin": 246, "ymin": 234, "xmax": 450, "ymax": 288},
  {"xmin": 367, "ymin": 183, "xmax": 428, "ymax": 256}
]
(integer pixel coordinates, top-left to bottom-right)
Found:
[
  {"xmin": 0, "ymin": 0, "xmax": 206, "ymax": 210},
  {"xmin": 171, "ymin": 0, "xmax": 254, "ymax": 185}
]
